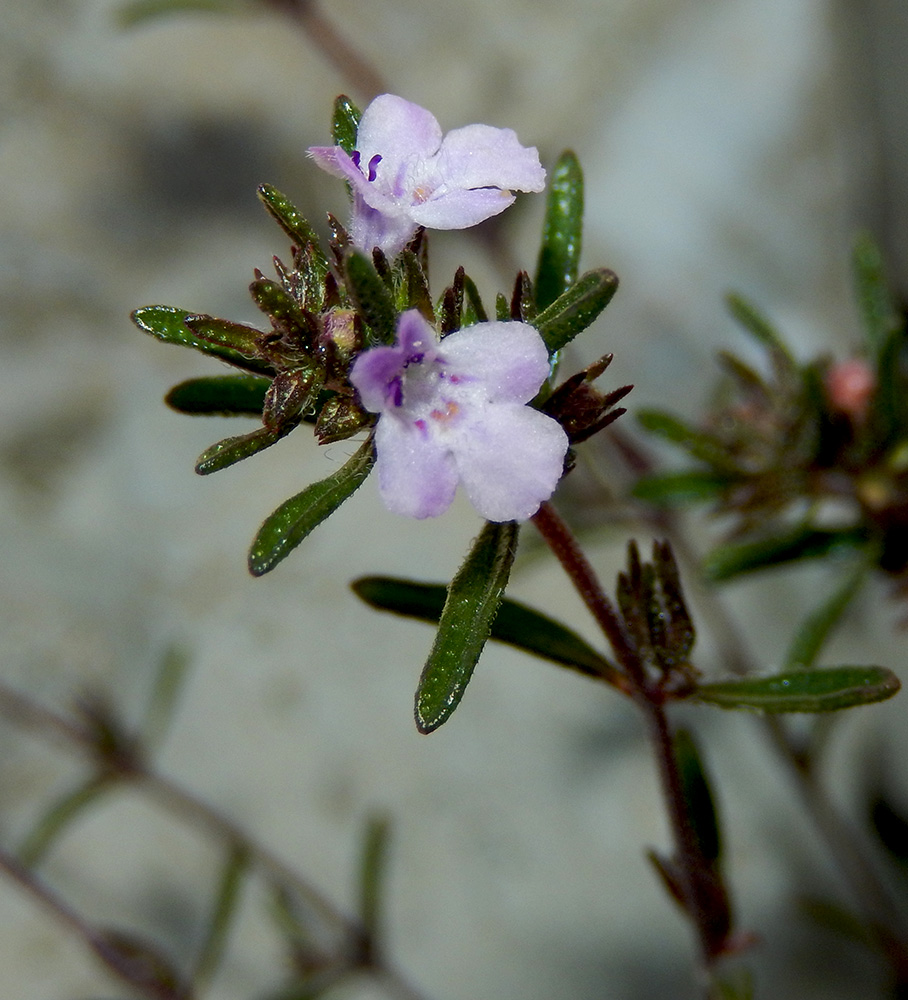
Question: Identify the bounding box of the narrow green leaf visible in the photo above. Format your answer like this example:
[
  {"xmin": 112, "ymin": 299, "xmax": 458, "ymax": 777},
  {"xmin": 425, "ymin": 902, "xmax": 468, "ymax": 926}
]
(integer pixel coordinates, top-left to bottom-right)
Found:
[
  {"xmin": 533, "ymin": 268, "xmax": 618, "ymax": 354},
  {"xmin": 725, "ymin": 293, "xmax": 796, "ymax": 367},
  {"xmin": 673, "ymin": 729, "xmax": 721, "ymax": 862},
  {"xmin": 351, "ymin": 575, "xmax": 620, "ymax": 682},
  {"xmin": 332, "ymin": 95, "xmax": 362, "ymax": 154},
  {"xmin": 131, "ymin": 305, "xmax": 272, "ymax": 375},
  {"xmin": 18, "ymin": 775, "xmax": 113, "ymax": 867},
  {"xmin": 257, "ymin": 185, "xmax": 330, "ymax": 275},
  {"xmin": 461, "ymin": 273, "xmax": 488, "ymax": 324},
  {"xmin": 703, "ymin": 526, "xmax": 868, "ymax": 582},
  {"xmin": 345, "ymin": 251, "xmax": 396, "ymax": 345},
  {"xmin": 691, "ymin": 666, "xmax": 900, "ymax": 712},
  {"xmin": 192, "ymin": 845, "xmax": 249, "ymax": 990},
  {"xmin": 195, "ymin": 423, "xmax": 296, "ymax": 475},
  {"xmin": 636, "ymin": 410, "xmax": 737, "ymax": 472},
  {"xmin": 853, "ymin": 232, "xmax": 899, "ymax": 356},
  {"xmin": 358, "ymin": 814, "xmax": 390, "ymax": 952},
  {"xmin": 535, "ymin": 150, "xmax": 584, "ymax": 311},
  {"xmin": 397, "ymin": 250, "xmax": 433, "ymax": 319},
  {"xmin": 632, "ymin": 470, "xmax": 734, "ymax": 506},
  {"xmin": 415, "ymin": 522, "xmax": 519, "ymax": 733},
  {"xmin": 248, "ymin": 438, "xmax": 374, "ymax": 576},
  {"xmin": 784, "ymin": 558, "xmax": 870, "ymax": 670},
  {"xmin": 165, "ymin": 374, "xmax": 269, "ymax": 416}
]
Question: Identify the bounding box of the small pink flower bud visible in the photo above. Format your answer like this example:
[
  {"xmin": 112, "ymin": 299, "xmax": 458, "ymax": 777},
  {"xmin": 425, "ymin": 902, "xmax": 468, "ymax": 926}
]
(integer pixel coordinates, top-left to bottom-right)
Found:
[{"xmin": 825, "ymin": 358, "xmax": 875, "ymax": 420}]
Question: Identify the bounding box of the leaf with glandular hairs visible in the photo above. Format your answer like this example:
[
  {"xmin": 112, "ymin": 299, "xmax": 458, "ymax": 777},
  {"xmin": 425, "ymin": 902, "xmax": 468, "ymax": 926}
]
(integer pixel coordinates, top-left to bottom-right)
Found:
[
  {"xmin": 534, "ymin": 269, "xmax": 618, "ymax": 354},
  {"xmin": 345, "ymin": 251, "xmax": 396, "ymax": 346},
  {"xmin": 535, "ymin": 150, "xmax": 584, "ymax": 311},
  {"xmin": 195, "ymin": 423, "xmax": 297, "ymax": 475},
  {"xmin": 332, "ymin": 95, "xmax": 361, "ymax": 154},
  {"xmin": 248, "ymin": 438, "xmax": 374, "ymax": 576},
  {"xmin": 131, "ymin": 305, "xmax": 273, "ymax": 375},
  {"xmin": 414, "ymin": 522, "xmax": 519, "ymax": 733}
]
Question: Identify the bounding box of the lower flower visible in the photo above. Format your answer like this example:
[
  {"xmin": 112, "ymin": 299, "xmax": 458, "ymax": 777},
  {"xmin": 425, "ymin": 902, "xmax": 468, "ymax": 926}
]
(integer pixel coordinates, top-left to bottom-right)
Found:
[{"xmin": 349, "ymin": 310, "xmax": 569, "ymax": 521}]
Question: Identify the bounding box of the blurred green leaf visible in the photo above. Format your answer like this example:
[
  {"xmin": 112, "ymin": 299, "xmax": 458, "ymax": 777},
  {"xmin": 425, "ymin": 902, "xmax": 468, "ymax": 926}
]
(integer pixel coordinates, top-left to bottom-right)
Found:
[
  {"xmin": 358, "ymin": 814, "xmax": 390, "ymax": 954},
  {"xmin": 248, "ymin": 438, "xmax": 374, "ymax": 576},
  {"xmin": 115, "ymin": 0, "xmax": 238, "ymax": 28},
  {"xmin": 332, "ymin": 95, "xmax": 362, "ymax": 154},
  {"xmin": 632, "ymin": 470, "xmax": 734, "ymax": 506},
  {"xmin": 703, "ymin": 526, "xmax": 868, "ymax": 582},
  {"xmin": 535, "ymin": 150, "xmax": 584, "ymax": 311},
  {"xmin": 142, "ymin": 644, "xmax": 191, "ymax": 750},
  {"xmin": 674, "ymin": 729, "xmax": 721, "ymax": 862},
  {"xmin": 414, "ymin": 521, "xmax": 519, "ymax": 733},
  {"xmin": 18, "ymin": 775, "xmax": 113, "ymax": 867},
  {"xmin": 533, "ymin": 269, "xmax": 618, "ymax": 354},
  {"xmin": 853, "ymin": 232, "xmax": 900, "ymax": 356},
  {"xmin": 192, "ymin": 845, "xmax": 249, "ymax": 990},
  {"xmin": 195, "ymin": 422, "xmax": 297, "ymax": 475},
  {"xmin": 870, "ymin": 325, "xmax": 905, "ymax": 447},
  {"xmin": 351, "ymin": 575, "xmax": 620, "ymax": 682},
  {"xmin": 131, "ymin": 305, "xmax": 272, "ymax": 375},
  {"xmin": 165, "ymin": 374, "xmax": 269, "ymax": 416},
  {"xmin": 691, "ymin": 666, "xmax": 900, "ymax": 712},
  {"xmin": 726, "ymin": 293, "xmax": 796, "ymax": 368},
  {"xmin": 636, "ymin": 410, "xmax": 738, "ymax": 472},
  {"xmin": 784, "ymin": 558, "xmax": 870, "ymax": 671},
  {"xmin": 869, "ymin": 794, "xmax": 908, "ymax": 866},
  {"xmin": 345, "ymin": 251, "xmax": 396, "ymax": 346}
]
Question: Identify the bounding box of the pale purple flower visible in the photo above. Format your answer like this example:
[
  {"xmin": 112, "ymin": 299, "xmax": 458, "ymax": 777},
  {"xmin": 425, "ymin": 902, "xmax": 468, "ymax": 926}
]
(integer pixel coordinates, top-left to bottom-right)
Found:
[
  {"xmin": 309, "ymin": 94, "xmax": 546, "ymax": 257},
  {"xmin": 349, "ymin": 310, "xmax": 568, "ymax": 521}
]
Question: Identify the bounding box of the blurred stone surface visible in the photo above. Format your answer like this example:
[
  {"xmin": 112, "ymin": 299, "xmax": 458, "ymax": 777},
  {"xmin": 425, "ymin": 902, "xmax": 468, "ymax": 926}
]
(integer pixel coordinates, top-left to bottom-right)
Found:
[{"xmin": 0, "ymin": 1, "xmax": 905, "ymax": 998}]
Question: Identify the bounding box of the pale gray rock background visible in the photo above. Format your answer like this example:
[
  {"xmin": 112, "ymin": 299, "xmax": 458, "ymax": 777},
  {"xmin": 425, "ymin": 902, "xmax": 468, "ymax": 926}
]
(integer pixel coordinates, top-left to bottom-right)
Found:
[{"xmin": 1, "ymin": 1, "xmax": 906, "ymax": 998}]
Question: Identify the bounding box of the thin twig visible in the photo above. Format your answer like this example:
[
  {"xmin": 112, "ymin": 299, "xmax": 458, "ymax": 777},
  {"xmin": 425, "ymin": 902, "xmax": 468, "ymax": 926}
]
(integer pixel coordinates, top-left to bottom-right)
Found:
[
  {"xmin": 263, "ymin": 0, "xmax": 387, "ymax": 101},
  {"xmin": 531, "ymin": 501, "xmax": 729, "ymax": 971},
  {"xmin": 0, "ymin": 681, "xmax": 431, "ymax": 1000},
  {"xmin": 0, "ymin": 846, "xmax": 188, "ymax": 999}
]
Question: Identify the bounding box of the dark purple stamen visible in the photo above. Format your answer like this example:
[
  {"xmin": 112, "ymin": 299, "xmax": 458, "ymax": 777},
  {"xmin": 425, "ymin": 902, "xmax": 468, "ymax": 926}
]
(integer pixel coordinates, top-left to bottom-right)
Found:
[
  {"xmin": 388, "ymin": 375, "xmax": 403, "ymax": 408},
  {"xmin": 350, "ymin": 150, "xmax": 361, "ymax": 169},
  {"xmin": 367, "ymin": 154, "xmax": 382, "ymax": 182}
]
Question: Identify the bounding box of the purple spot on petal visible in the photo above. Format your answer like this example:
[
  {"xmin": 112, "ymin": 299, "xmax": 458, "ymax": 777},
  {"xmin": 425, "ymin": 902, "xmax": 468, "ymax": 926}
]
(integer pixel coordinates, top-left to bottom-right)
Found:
[
  {"xmin": 414, "ymin": 419, "xmax": 428, "ymax": 436},
  {"xmin": 367, "ymin": 154, "xmax": 382, "ymax": 182},
  {"xmin": 388, "ymin": 375, "xmax": 403, "ymax": 407}
]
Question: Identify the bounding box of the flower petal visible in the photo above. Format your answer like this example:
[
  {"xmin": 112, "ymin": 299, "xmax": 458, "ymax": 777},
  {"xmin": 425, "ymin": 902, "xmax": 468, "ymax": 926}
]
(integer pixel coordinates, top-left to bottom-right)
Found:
[
  {"xmin": 440, "ymin": 322, "xmax": 551, "ymax": 403},
  {"xmin": 437, "ymin": 124, "xmax": 546, "ymax": 193},
  {"xmin": 408, "ymin": 187, "xmax": 516, "ymax": 230},
  {"xmin": 354, "ymin": 95, "xmax": 443, "ymax": 175},
  {"xmin": 374, "ymin": 415, "xmax": 458, "ymax": 518},
  {"xmin": 453, "ymin": 404, "xmax": 568, "ymax": 521}
]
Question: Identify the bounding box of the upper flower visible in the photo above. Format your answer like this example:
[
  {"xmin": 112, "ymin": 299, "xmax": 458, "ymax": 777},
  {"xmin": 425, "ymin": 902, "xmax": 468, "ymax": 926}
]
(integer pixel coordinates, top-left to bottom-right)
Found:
[
  {"xmin": 349, "ymin": 310, "xmax": 568, "ymax": 521},
  {"xmin": 309, "ymin": 94, "xmax": 546, "ymax": 258}
]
